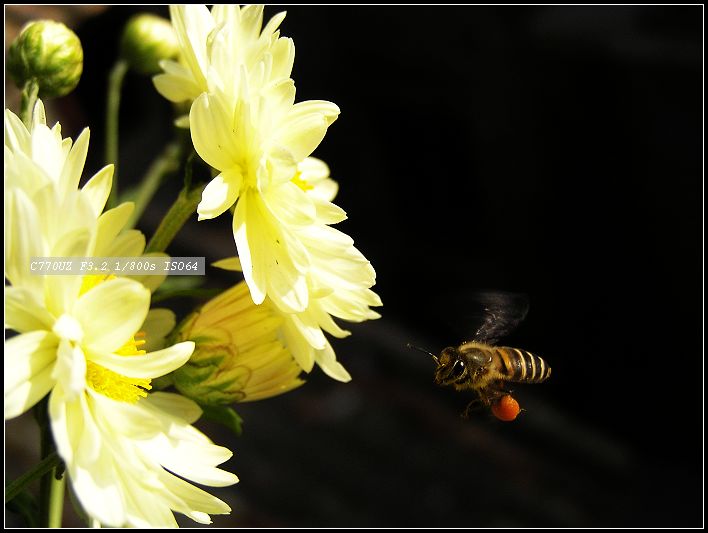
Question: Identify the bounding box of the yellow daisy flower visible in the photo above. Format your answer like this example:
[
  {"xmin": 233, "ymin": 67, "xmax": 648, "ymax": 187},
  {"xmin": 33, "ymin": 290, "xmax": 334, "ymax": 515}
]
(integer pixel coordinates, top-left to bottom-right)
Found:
[
  {"xmin": 5, "ymin": 274, "xmax": 238, "ymax": 527},
  {"xmin": 153, "ymin": 4, "xmax": 293, "ymax": 125}
]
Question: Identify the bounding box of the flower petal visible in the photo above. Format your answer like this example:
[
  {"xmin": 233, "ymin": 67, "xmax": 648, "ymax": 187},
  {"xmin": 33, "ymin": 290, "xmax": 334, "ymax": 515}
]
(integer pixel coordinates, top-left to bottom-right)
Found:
[
  {"xmin": 233, "ymin": 193, "xmax": 264, "ymax": 304},
  {"xmin": 52, "ymin": 339, "xmax": 87, "ymax": 400},
  {"xmin": 5, "ymin": 188, "xmax": 46, "ymax": 291},
  {"xmin": 284, "ymin": 312, "xmax": 327, "ymax": 351},
  {"xmin": 50, "ymin": 386, "xmax": 125, "ymax": 528},
  {"xmin": 157, "ymin": 470, "xmax": 233, "ymax": 518},
  {"xmin": 4, "ymin": 108, "xmax": 30, "ymax": 154},
  {"xmin": 5, "ymin": 286, "xmax": 54, "ymax": 332},
  {"xmin": 90, "ymin": 341, "xmax": 194, "ymax": 380},
  {"xmin": 93, "ymin": 202, "xmax": 134, "ymax": 256},
  {"xmin": 81, "ymin": 164, "xmax": 114, "ymax": 218},
  {"xmin": 211, "ymin": 256, "xmax": 242, "ymax": 272},
  {"xmin": 197, "ymin": 168, "xmax": 242, "ymax": 221},
  {"xmin": 154, "ymin": 442, "xmax": 238, "ymax": 487},
  {"xmin": 126, "ymin": 252, "xmax": 168, "ymax": 293},
  {"xmin": 144, "ymin": 391, "xmax": 202, "ymax": 425},
  {"xmin": 153, "ymin": 61, "xmax": 202, "ymax": 103},
  {"xmin": 262, "ymin": 181, "xmax": 315, "ymax": 227},
  {"xmin": 141, "ymin": 308, "xmax": 176, "ymax": 352},
  {"xmin": 73, "ymin": 278, "xmax": 150, "ymax": 354},
  {"xmin": 48, "ymin": 386, "xmax": 79, "ymax": 469},
  {"xmin": 59, "ymin": 127, "xmax": 90, "ymax": 197},
  {"xmin": 170, "ymin": 4, "xmax": 212, "ymax": 90},
  {"xmin": 280, "ymin": 316, "xmax": 315, "ymax": 372},
  {"xmin": 287, "ymin": 100, "xmax": 340, "ymax": 126},
  {"xmin": 269, "ymin": 35, "xmax": 294, "ymax": 80},
  {"xmin": 31, "ymin": 122, "xmax": 65, "ymax": 183},
  {"xmin": 313, "ymin": 198, "xmax": 347, "ymax": 224},
  {"xmin": 44, "ymin": 273, "xmax": 82, "ymax": 320},
  {"xmin": 236, "ymin": 191, "xmax": 309, "ymax": 312},
  {"xmin": 101, "ymin": 229, "xmax": 146, "ymax": 257},
  {"xmin": 314, "ymin": 342, "xmax": 351, "ymax": 383},
  {"xmin": 276, "ymin": 113, "xmax": 329, "ymax": 162},
  {"xmin": 276, "ymin": 100, "xmax": 340, "ymax": 161},
  {"xmin": 4, "ymin": 331, "xmax": 58, "ymax": 418},
  {"xmin": 190, "ymin": 92, "xmax": 239, "ymax": 171}
]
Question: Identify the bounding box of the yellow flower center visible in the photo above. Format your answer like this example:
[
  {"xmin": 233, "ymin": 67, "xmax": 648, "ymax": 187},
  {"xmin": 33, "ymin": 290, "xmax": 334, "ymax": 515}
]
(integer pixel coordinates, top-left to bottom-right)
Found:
[
  {"xmin": 80, "ymin": 274, "xmax": 152, "ymax": 403},
  {"xmin": 85, "ymin": 362, "xmax": 152, "ymax": 403},
  {"xmin": 79, "ymin": 273, "xmax": 113, "ymax": 294},
  {"xmin": 291, "ymin": 174, "xmax": 313, "ymax": 192}
]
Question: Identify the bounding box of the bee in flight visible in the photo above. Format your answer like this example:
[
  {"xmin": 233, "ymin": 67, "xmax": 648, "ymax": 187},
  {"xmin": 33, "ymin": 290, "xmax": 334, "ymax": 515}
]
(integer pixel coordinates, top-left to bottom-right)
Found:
[{"xmin": 409, "ymin": 292, "xmax": 551, "ymax": 422}]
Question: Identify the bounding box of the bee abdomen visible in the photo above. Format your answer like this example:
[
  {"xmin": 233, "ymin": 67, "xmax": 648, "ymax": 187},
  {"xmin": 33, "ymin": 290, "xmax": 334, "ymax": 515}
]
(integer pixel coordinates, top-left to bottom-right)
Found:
[{"xmin": 496, "ymin": 347, "xmax": 551, "ymax": 383}]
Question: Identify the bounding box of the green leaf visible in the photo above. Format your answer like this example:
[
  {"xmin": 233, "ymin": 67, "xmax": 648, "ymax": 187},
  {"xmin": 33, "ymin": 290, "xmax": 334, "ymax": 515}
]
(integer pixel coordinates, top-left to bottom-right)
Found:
[
  {"xmin": 5, "ymin": 452, "xmax": 60, "ymax": 503},
  {"xmin": 5, "ymin": 490, "xmax": 39, "ymax": 527},
  {"xmin": 200, "ymin": 405, "xmax": 244, "ymax": 436},
  {"xmin": 151, "ymin": 287, "xmax": 222, "ymax": 304}
]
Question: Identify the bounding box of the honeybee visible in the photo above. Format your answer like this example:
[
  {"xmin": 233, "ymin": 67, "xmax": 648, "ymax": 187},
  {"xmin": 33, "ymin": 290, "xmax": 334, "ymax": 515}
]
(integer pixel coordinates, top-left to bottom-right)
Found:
[{"xmin": 409, "ymin": 292, "xmax": 551, "ymax": 421}]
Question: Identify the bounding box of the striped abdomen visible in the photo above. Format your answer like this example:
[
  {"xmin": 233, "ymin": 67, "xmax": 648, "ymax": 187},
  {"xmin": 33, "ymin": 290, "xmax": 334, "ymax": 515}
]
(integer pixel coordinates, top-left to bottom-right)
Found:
[{"xmin": 494, "ymin": 346, "xmax": 551, "ymax": 383}]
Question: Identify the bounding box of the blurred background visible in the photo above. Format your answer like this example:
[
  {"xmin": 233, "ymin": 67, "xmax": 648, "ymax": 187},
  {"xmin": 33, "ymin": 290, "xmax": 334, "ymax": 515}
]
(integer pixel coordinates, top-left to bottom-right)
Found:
[{"xmin": 5, "ymin": 5, "xmax": 702, "ymax": 527}]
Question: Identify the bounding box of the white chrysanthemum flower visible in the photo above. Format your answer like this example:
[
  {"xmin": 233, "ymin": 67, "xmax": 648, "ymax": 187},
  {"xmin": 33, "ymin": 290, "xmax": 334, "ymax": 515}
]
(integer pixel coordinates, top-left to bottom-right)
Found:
[
  {"xmin": 4, "ymin": 101, "xmax": 166, "ymax": 293},
  {"xmin": 277, "ymin": 159, "xmax": 381, "ymax": 379},
  {"xmin": 190, "ymin": 89, "xmax": 339, "ymax": 313},
  {"xmin": 213, "ymin": 161, "xmax": 382, "ymax": 383},
  {"xmin": 5, "ymin": 274, "xmax": 238, "ymax": 527},
  {"xmin": 156, "ymin": 4, "xmax": 381, "ymax": 379},
  {"xmin": 5, "ymin": 102, "xmax": 237, "ymax": 526},
  {"xmin": 4, "ymin": 100, "xmax": 112, "ymax": 207},
  {"xmin": 153, "ymin": 4, "xmax": 293, "ymax": 125}
]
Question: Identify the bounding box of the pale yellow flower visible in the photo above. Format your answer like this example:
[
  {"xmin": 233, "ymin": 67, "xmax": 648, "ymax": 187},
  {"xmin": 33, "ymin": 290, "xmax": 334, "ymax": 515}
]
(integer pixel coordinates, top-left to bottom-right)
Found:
[
  {"xmin": 5, "ymin": 102, "xmax": 238, "ymax": 526},
  {"xmin": 4, "ymin": 101, "xmax": 165, "ymax": 293},
  {"xmin": 4, "ymin": 100, "xmax": 112, "ymax": 210},
  {"xmin": 156, "ymin": 4, "xmax": 381, "ymax": 380},
  {"xmin": 277, "ymin": 159, "xmax": 382, "ymax": 379},
  {"xmin": 190, "ymin": 88, "xmax": 339, "ymax": 313},
  {"xmin": 5, "ymin": 274, "xmax": 238, "ymax": 527},
  {"xmin": 153, "ymin": 4, "xmax": 293, "ymax": 125},
  {"xmin": 214, "ymin": 215, "xmax": 383, "ymax": 383}
]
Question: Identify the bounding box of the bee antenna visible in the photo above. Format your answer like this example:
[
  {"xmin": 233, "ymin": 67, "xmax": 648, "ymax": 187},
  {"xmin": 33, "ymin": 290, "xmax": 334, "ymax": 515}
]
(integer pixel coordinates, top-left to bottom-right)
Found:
[{"xmin": 407, "ymin": 343, "xmax": 439, "ymax": 362}]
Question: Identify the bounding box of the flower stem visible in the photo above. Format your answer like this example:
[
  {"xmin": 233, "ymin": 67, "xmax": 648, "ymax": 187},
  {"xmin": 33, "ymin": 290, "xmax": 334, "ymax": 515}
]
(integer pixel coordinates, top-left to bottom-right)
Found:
[
  {"xmin": 126, "ymin": 141, "xmax": 183, "ymax": 228},
  {"xmin": 105, "ymin": 59, "xmax": 129, "ymax": 209},
  {"xmin": 145, "ymin": 183, "xmax": 205, "ymax": 254},
  {"xmin": 34, "ymin": 398, "xmax": 65, "ymax": 527},
  {"xmin": 4, "ymin": 452, "xmax": 60, "ymax": 503},
  {"xmin": 47, "ymin": 470, "xmax": 66, "ymax": 528},
  {"xmin": 20, "ymin": 79, "xmax": 39, "ymax": 128}
]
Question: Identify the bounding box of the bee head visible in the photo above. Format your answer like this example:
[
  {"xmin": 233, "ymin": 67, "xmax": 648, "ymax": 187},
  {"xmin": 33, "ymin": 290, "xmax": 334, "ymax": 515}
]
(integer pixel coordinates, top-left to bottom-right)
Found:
[
  {"xmin": 438, "ymin": 347, "xmax": 456, "ymax": 366},
  {"xmin": 433, "ymin": 347, "xmax": 466, "ymax": 386}
]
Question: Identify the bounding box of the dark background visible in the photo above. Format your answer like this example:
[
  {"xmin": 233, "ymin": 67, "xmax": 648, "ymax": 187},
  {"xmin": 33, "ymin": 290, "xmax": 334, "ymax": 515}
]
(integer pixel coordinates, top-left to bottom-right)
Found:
[{"xmin": 5, "ymin": 5, "xmax": 703, "ymax": 527}]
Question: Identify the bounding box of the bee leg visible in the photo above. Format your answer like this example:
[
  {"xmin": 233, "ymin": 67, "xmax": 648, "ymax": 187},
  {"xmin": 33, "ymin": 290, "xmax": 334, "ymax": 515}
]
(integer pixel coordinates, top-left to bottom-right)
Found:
[
  {"xmin": 488, "ymin": 382, "xmax": 512, "ymax": 404},
  {"xmin": 461, "ymin": 399, "xmax": 484, "ymax": 419}
]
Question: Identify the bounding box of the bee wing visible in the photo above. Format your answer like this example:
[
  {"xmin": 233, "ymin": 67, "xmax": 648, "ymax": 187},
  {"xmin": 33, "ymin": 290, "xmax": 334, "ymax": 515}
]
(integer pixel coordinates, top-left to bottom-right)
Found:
[{"xmin": 471, "ymin": 291, "xmax": 530, "ymax": 344}]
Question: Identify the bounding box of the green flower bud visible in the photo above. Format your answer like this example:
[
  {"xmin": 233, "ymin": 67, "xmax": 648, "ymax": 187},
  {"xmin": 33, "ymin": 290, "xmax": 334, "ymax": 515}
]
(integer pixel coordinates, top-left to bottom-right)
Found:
[
  {"xmin": 7, "ymin": 20, "xmax": 83, "ymax": 98},
  {"xmin": 120, "ymin": 13, "xmax": 179, "ymax": 75},
  {"xmin": 172, "ymin": 282, "xmax": 304, "ymax": 406}
]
